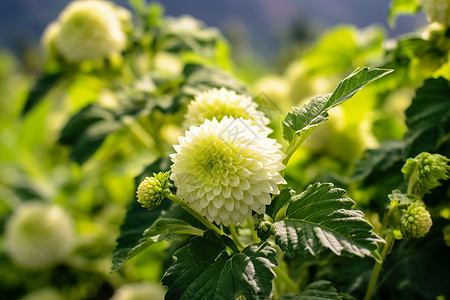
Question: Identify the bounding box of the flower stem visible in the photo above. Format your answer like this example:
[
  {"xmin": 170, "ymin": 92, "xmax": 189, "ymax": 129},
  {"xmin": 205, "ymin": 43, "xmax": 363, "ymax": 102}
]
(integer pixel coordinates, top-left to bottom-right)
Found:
[
  {"xmin": 281, "ymin": 128, "xmax": 314, "ymax": 170},
  {"xmin": 229, "ymin": 224, "xmax": 244, "ymax": 251},
  {"xmin": 364, "ymin": 233, "xmax": 394, "ymax": 300},
  {"xmin": 168, "ymin": 194, "xmax": 225, "ymax": 236},
  {"xmin": 273, "ymin": 266, "xmax": 299, "ymax": 294}
]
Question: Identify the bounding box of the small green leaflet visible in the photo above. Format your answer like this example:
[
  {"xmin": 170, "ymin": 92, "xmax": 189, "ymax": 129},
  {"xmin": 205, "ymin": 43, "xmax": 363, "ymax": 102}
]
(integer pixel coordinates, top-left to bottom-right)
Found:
[
  {"xmin": 279, "ymin": 280, "xmax": 340, "ymax": 300},
  {"xmin": 273, "ymin": 182, "xmax": 383, "ymax": 262},
  {"xmin": 162, "ymin": 233, "xmax": 278, "ymax": 300},
  {"xmin": 283, "ymin": 67, "xmax": 392, "ymax": 142}
]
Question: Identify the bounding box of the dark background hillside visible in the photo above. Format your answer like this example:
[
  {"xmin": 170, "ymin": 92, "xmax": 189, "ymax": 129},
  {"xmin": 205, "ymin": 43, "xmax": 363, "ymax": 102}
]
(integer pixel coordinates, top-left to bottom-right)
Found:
[{"xmin": 0, "ymin": 0, "xmax": 426, "ymax": 66}]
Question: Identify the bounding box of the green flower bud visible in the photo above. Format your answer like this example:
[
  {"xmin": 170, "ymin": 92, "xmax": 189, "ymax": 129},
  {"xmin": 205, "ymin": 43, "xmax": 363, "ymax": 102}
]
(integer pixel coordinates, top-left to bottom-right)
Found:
[
  {"xmin": 401, "ymin": 152, "xmax": 450, "ymax": 196},
  {"xmin": 443, "ymin": 224, "xmax": 450, "ymax": 247},
  {"xmin": 401, "ymin": 203, "xmax": 433, "ymax": 239},
  {"xmin": 255, "ymin": 220, "xmax": 275, "ymax": 241},
  {"xmin": 137, "ymin": 172, "xmax": 171, "ymax": 210}
]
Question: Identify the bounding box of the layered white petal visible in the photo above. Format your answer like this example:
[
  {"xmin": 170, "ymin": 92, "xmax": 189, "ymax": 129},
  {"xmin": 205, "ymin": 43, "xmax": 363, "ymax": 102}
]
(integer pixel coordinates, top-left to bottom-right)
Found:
[{"xmin": 171, "ymin": 116, "xmax": 286, "ymax": 225}]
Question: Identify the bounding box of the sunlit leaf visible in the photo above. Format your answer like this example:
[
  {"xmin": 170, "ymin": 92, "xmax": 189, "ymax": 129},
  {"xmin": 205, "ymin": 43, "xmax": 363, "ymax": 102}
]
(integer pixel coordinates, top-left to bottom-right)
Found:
[
  {"xmin": 274, "ymin": 182, "xmax": 383, "ymax": 261},
  {"xmin": 283, "ymin": 68, "xmax": 392, "ymax": 142}
]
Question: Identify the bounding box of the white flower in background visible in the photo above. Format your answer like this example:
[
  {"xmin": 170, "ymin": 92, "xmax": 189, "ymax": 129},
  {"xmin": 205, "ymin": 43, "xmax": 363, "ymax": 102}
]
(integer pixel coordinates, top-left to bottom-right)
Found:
[
  {"xmin": 19, "ymin": 288, "xmax": 63, "ymax": 300},
  {"xmin": 170, "ymin": 117, "xmax": 286, "ymax": 225},
  {"xmin": 183, "ymin": 88, "xmax": 270, "ymax": 130},
  {"xmin": 110, "ymin": 282, "xmax": 166, "ymax": 300},
  {"xmin": 5, "ymin": 202, "xmax": 76, "ymax": 269},
  {"xmin": 52, "ymin": 0, "xmax": 128, "ymax": 62},
  {"xmin": 419, "ymin": 0, "xmax": 450, "ymax": 25}
]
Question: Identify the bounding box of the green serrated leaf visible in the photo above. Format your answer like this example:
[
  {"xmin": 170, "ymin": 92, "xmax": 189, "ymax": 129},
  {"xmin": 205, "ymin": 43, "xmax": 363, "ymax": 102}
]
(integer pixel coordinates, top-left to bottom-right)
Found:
[
  {"xmin": 351, "ymin": 141, "xmax": 405, "ymax": 182},
  {"xmin": 274, "ymin": 183, "xmax": 383, "ymax": 261},
  {"xmin": 21, "ymin": 71, "xmax": 66, "ymax": 115},
  {"xmin": 266, "ymin": 187, "xmax": 295, "ymax": 220},
  {"xmin": 279, "ymin": 280, "xmax": 340, "ymax": 300},
  {"xmin": 326, "ymin": 68, "xmax": 393, "ymax": 109},
  {"xmin": 59, "ymin": 104, "xmax": 121, "ymax": 164},
  {"xmin": 283, "ymin": 68, "xmax": 392, "ymax": 142},
  {"xmin": 162, "ymin": 233, "xmax": 277, "ymax": 300},
  {"xmin": 143, "ymin": 218, "xmax": 204, "ymax": 241},
  {"xmin": 404, "ymin": 77, "xmax": 450, "ymax": 157},
  {"xmin": 283, "ymin": 94, "xmax": 330, "ymax": 141}
]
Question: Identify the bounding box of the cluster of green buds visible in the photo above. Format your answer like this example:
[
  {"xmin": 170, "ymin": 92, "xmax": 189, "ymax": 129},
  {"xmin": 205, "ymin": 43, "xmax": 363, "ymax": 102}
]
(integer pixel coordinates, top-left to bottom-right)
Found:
[
  {"xmin": 137, "ymin": 172, "xmax": 172, "ymax": 210},
  {"xmin": 401, "ymin": 152, "xmax": 450, "ymax": 197},
  {"xmin": 255, "ymin": 219, "xmax": 275, "ymax": 241}
]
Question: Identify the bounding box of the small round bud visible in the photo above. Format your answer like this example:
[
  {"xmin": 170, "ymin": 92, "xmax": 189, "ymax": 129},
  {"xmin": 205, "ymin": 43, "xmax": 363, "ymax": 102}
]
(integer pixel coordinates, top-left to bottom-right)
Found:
[
  {"xmin": 401, "ymin": 152, "xmax": 450, "ymax": 196},
  {"xmin": 401, "ymin": 203, "xmax": 433, "ymax": 239},
  {"xmin": 255, "ymin": 220, "xmax": 275, "ymax": 241},
  {"xmin": 443, "ymin": 224, "xmax": 450, "ymax": 247},
  {"xmin": 137, "ymin": 172, "xmax": 171, "ymax": 210},
  {"xmin": 5, "ymin": 203, "xmax": 76, "ymax": 269}
]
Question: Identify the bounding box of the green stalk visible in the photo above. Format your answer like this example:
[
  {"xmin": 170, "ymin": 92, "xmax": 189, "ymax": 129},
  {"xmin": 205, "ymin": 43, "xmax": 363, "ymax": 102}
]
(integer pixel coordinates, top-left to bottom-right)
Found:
[
  {"xmin": 273, "ymin": 266, "xmax": 299, "ymax": 294},
  {"xmin": 229, "ymin": 224, "xmax": 244, "ymax": 251},
  {"xmin": 168, "ymin": 194, "xmax": 225, "ymax": 236},
  {"xmin": 364, "ymin": 233, "xmax": 394, "ymax": 300},
  {"xmin": 281, "ymin": 128, "xmax": 315, "ymax": 171}
]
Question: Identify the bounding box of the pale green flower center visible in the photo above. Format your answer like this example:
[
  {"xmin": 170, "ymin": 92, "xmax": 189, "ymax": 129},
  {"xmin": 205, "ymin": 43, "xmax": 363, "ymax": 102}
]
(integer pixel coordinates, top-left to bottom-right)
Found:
[{"xmin": 195, "ymin": 144, "xmax": 231, "ymax": 179}]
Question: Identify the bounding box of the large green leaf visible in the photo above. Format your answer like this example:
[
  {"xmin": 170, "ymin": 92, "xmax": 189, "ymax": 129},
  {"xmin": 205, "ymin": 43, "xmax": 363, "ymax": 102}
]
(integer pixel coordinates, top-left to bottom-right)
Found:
[
  {"xmin": 273, "ymin": 183, "xmax": 383, "ymax": 261},
  {"xmin": 111, "ymin": 158, "xmax": 170, "ymax": 272},
  {"xmin": 352, "ymin": 78, "xmax": 450, "ymax": 186},
  {"xmin": 279, "ymin": 280, "xmax": 340, "ymax": 300},
  {"xmin": 59, "ymin": 104, "xmax": 122, "ymax": 164},
  {"xmin": 283, "ymin": 68, "xmax": 392, "ymax": 142},
  {"xmin": 404, "ymin": 77, "xmax": 450, "ymax": 157},
  {"xmin": 162, "ymin": 233, "xmax": 277, "ymax": 300},
  {"xmin": 21, "ymin": 71, "xmax": 66, "ymax": 115}
]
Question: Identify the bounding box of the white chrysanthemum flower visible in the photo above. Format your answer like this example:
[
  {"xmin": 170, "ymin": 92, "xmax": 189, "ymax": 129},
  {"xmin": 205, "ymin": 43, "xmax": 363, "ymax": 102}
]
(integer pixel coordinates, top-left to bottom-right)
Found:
[
  {"xmin": 5, "ymin": 203, "xmax": 76, "ymax": 269},
  {"xmin": 110, "ymin": 282, "xmax": 166, "ymax": 300},
  {"xmin": 41, "ymin": 21, "xmax": 61, "ymax": 58},
  {"xmin": 19, "ymin": 288, "xmax": 63, "ymax": 300},
  {"xmin": 170, "ymin": 116, "xmax": 286, "ymax": 225},
  {"xmin": 54, "ymin": 0, "xmax": 128, "ymax": 62},
  {"xmin": 184, "ymin": 88, "xmax": 270, "ymax": 130},
  {"xmin": 419, "ymin": 0, "xmax": 450, "ymax": 25}
]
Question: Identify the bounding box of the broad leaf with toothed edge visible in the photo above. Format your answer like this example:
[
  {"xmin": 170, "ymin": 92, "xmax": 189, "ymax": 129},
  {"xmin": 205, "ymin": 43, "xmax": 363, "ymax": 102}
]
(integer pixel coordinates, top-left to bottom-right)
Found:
[
  {"xmin": 283, "ymin": 67, "xmax": 392, "ymax": 142},
  {"xmin": 273, "ymin": 182, "xmax": 383, "ymax": 262},
  {"xmin": 162, "ymin": 233, "xmax": 277, "ymax": 300}
]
